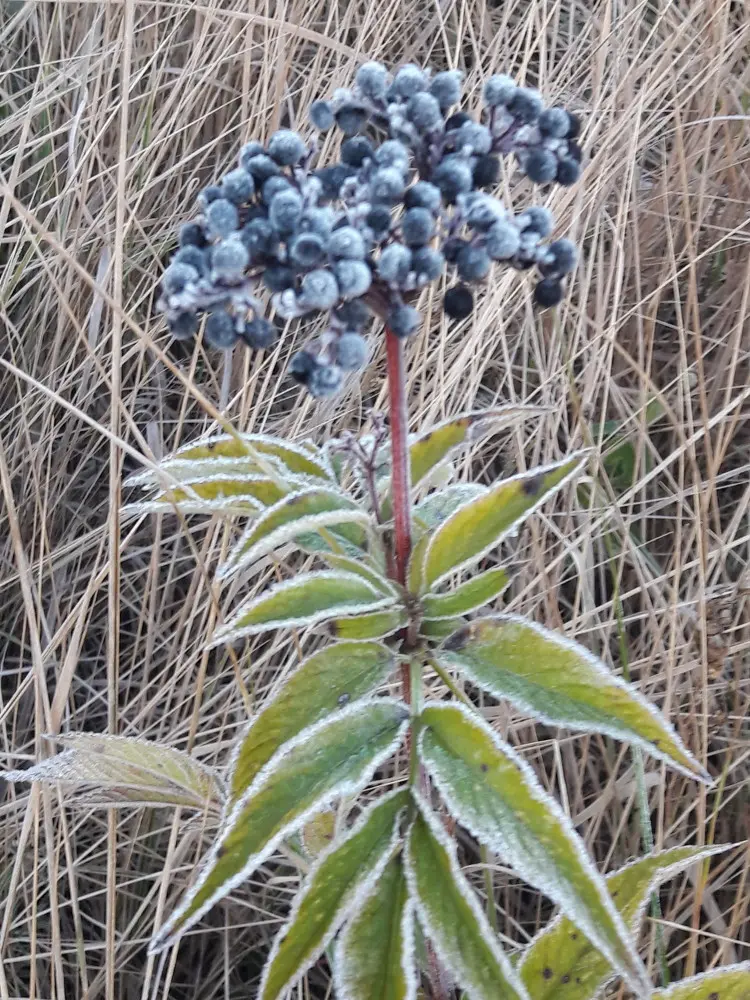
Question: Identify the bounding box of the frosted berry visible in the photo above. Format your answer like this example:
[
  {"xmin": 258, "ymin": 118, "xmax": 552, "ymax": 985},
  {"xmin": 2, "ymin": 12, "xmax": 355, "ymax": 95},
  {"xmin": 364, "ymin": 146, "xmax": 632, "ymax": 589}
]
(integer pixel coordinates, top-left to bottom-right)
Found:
[
  {"xmin": 412, "ymin": 246, "xmax": 445, "ymax": 282},
  {"xmin": 374, "ymin": 140, "xmax": 410, "ymax": 173},
  {"xmin": 205, "ymin": 199, "xmax": 239, "ymax": 240},
  {"xmin": 262, "ymin": 175, "xmax": 293, "ymax": 203},
  {"xmin": 406, "ymin": 92, "xmax": 443, "ymax": 132},
  {"xmin": 173, "ymin": 245, "xmax": 208, "ymax": 275},
  {"xmin": 430, "ymin": 70, "xmax": 463, "ymax": 110},
  {"xmin": 210, "ymin": 239, "xmax": 249, "ymax": 283},
  {"xmin": 162, "ymin": 262, "xmax": 198, "ymax": 294},
  {"xmin": 404, "ymin": 181, "xmax": 441, "ymax": 212},
  {"xmin": 472, "ymin": 154, "xmax": 500, "ymax": 188},
  {"xmin": 289, "ymin": 350, "xmax": 316, "ymax": 384},
  {"xmin": 333, "ymin": 259, "xmax": 372, "ymax": 299},
  {"xmin": 241, "ymin": 218, "xmax": 278, "ymax": 259},
  {"xmin": 355, "ymin": 61, "xmax": 389, "ymax": 101},
  {"xmin": 378, "ymin": 243, "xmax": 412, "ymax": 284},
  {"xmin": 341, "ymin": 136, "xmax": 374, "ymax": 167},
  {"xmin": 179, "ymin": 221, "xmax": 207, "ymax": 247},
  {"xmin": 267, "ymin": 129, "xmax": 306, "ymax": 166},
  {"xmin": 387, "ymin": 303, "xmax": 421, "ymax": 338},
  {"xmin": 370, "ymin": 167, "xmax": 406, "ymax": 204},
  {"xmin": 242, "ymin": 316, "xmax": 277, "ymax": 349},
  {"xmin": 290, "ymin": 232, "xmax": 326, "ymax": 269},
  {"xmin": 556, "ymin": 157, "xmax": 581, "ymax": 185},
  {"xmin": 268, "ymin": 189, "xmax": 303, "ymax": 235},
  {"xmin": 244, "ymin": 154, "xmax": 279, "ymax": 182},
  {"xmin": 263, "ymin": 265, "xmax": 296, "ymax": 292},
  {"xmin": 365, "ymin": 205, "xmax": 392, "ymax": 240},
  {"xmin": 456, "ymin": 244, "xmax": 491, "ymax": 281},
  {"xmin": 538, "ymin": 107, "xmax": 571, "ymax": 138},
  {"xmin": 534, "ymin": 278, "xmax": 564, "ymax": 308},
  {"xmin": 455, "ymin": 121, "xmax": 492, "ymax": 154},
  {"xmin": 484, "ymin": 221, "xmax": 520, "ymax": 259},
  {"xmin": 168, "ymin": 312, "xmax": 199, "ymax": 340},
  {"xmin": 336, "ymin": 332, "xmax": 369, "ymax": 370},
  {"xmin": 308, "ymin": 363, "xmax": 343, "ymax": 397},
  {"xmin": 328, "ymin": 226, "xmax": 366, "ymax": 260},
  {"xmin": 539, "ymin": 238, "xmax": 578, "ymax": 277},
  {"xmin": 392, "ymin": 64, "xmax": 428, "ymax": 98},
  {"xmin": 334, "ymin": 299, "xmax": 371, "ymax": 330},
  {"xmin": 443, "ymin": 284, "xmax": 473, "ymax": 320},
  {"xmin": 238, "ymin": 141, "xmax": 264, "ymax": 170},
  {"xmin": 299, "ymin": 269, "xmax": 340, "ymax": 310},
  {"xmin": 525, "ymin": 148, "xmax": 558, "ymax": 184},
  {"xmin": 432, "ymin": 156, "xmax": 473, "ymax": 202},
  {"xmin": 221, "ymin": 168, "xmax": 254, "ymax": 205},
  {"xmin": 197, "ymin": 184, "xmax": 222, "ymax": 209},
  {"xmin": 335, "ymin": 104, "xmax": 368, "ymax": 136},
  {"xmin": 401, "ymin": 207, "xmax": 435, "ymax": 246},
  {"xmin": 508, "ymin": 87, "xmax": 543, "ymax": 123},
  {"xmin": 204, "ymin": 309, "xmax": 238, "ymax": 349},
  {"xmin": 444, "ymin": 111, "xmax": 472, "ymax": 131},
  {"xmin": 316, "ymin": 164, "xmax": 356, "ymax": 200},
  {"xmin": 483, "ymin": 74, "xmax": 516, "ymax": 107},
  {"xmin": 309, "ymin": 100, "xmax": 335, "ymax": 131},
  {"xmin": 518, "ymin": 206, "xmax": 553, "ymax": 237}
]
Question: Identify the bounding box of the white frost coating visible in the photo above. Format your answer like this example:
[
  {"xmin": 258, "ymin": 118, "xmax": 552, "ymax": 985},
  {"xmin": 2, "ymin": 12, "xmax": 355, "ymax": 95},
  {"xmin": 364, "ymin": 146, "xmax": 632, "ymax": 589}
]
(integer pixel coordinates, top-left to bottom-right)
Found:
[
  {"xmin": 149, "ymin": 701, "xmax": 409, "ymax": 953},
  {"xmin": 423, "ymin": 451, "xmax": 591, "ymax": 589},
  {"xmin": 652, "ymin": 962, "xmax": 750, "ymax": 999},
  {"xmin": 418, "ymin": 701, "xmax": 649, "ymax": 996},
  {"xmin": 518, "ymin": 842, "xmax": 735, "ymax": 975},
  {"xmin": 404, "ymin": 791, "xmax": 530, "ymax": 1000},
  {"xmin": 218, "ymin": 486, "xmax": 365, "ymax": 579},
  {"xmin": 208, "ymin": 571, "xmax": 396, "ymax": 648},
  {"xmin": 259, "ymin": 790, "xmax": 407, "ymax": 1000},
  {"xmin": 441, "ymin": 612, "xmax": 709, "ymax": 783},
  {"xmin": 122, "ymin": 496, "xmax": 264, "ymax": 517},
  {"xmin": 335, "ymin": 876, "xmax": 418, "ymax": 1000},
  {"xmin": 319, "ymin": 554, "xmax": 398, "ymax": 597},
  {"xmin": 422, "ymin": 567, "xmax": 509, "ymax": 620}
]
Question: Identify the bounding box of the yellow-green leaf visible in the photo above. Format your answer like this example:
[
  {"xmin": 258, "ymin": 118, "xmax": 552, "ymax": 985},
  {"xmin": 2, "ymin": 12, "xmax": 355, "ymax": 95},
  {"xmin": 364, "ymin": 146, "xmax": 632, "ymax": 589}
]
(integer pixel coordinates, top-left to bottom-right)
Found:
[
  {"xmin": 329, "ymin": 608, "xmax": 409, "ymax": 641},
  {"xmin": 123, "ymin": 475, "xmax": 288, "ymax": 516},
  {"xmin": 227, "ymin": 641, "xmax": 395, "ymax": 806},
  {"xmin": 653, "ymin": 965, "xmax": 750, "ymax": 1000},
  {"xmin": 407, "ymin": 530, "xmax": 432, "ymax": 595},
  {"xmin": 336, "ymin": 854, "xmax": 415, "ymax": 1000},
  {"xmin": 520, "ymin": 845, "xmax": 736, "ymax": 1000},
  {"xmin": 404, "ymin": 798, "xmax": 528, "ymax": 1000},
  {"xmin": 210, "ymin": 571, "xmax": 397, "ymax": 647},
  {"xmin": 301, "ymin": 810, "xmax": 337, "ymax": 858},
  {"xmin": 414, "ymin": 483, "xmax": 487, "ymax": 529},
  {"xmin": 319, "ymin": 553, "xmax": 398, "ymax": 596},
  {"xmin": 4, "ymin": 734, "xmax": 222, "ymax": 812},
  {"xmin": 418, "ymin": 704, "xmax": 648, "ymax": 995},
  {"xmin": 218, "ymin": 488, "xmax": 368, "ymax": 579},
  {"xmin": 422, "ymin": 567, "xmax": 510, "ymax": 619},
  {"xmin": 438, "ymin": 615, "xmax": 708, "ymax": 781},
  {"xmin": 420, "ymin": 616, "xmax": 466, "ymax": 641},
  {"xmin": 150, "ymin": 700, "xmax": 409, "ymax": 953},
  {"xmin": 422, "ymin": 454, "xmax": 588, "ymax": 588},
  {"xmin": 261, "ymin": 790, "xmax": 408, "ymax": 1000}
]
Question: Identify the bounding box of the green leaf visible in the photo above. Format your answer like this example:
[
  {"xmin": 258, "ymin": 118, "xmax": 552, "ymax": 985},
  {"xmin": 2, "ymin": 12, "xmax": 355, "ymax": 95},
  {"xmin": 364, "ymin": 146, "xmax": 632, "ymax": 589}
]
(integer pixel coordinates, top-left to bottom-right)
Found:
[
  {"xmin": 422, "ymin": 453, "xmax": 588, "ymax": 588},
  {"xmin": 123, "ymin": 474, "xmax": 289, "ymax": 516},
  {"xmin": 301, "ymin": 809, "xmax": 337, "ymax": 858},
  {"xmin": 404, "ymin": 797, "xmax": 528, "ymax": 1000},
  {"xmin": 407, "ymin": 530, "xmax": 432, "ymax": 595},
  {"xmin": 320, "ymin": 553, "xmax": 398, "ymax": 596},
  {"xmin": 328, "ymin": 608, "xmax": 409, "ymax": 641},
  {"xmin": 422, "ymin": 567, "xmax": 510, "ymax": 619},
  {"xmin": 653, "ymin": 964, "xmax": 750, "ymax": 1000},
  {"xmin": 519, "ymin": 844, "xmax": 734, "ymax": 1000},
  {"xmin": 414, "ymin": 483, "xmax": 487, "ymax": 529},
  {"xmin": 227, "ymin": 641, "xmax": 395, "ymax": 806},
  {"xmin": 418, "ymin": 703, "xmax": 648, "ymax": 995},
  {"xmin": 4, "ymin": 734, "xmax": 223, "ymax": 812},
  {"xmin": 149, "ymin": 700, "xmax": 409, "ymax": 953},
  {"xmin": 210, "ymin": 572, "xmax": 397, "ymax": 647},
  {"xmin": 438, "ymin": 615, "xmax": 708, "ymax": 781},
  {"xmin": 218, "ymin": 488, "xmax": 368, "ymax": 579},
  {"xmin": 336, "ymin": 854, "xmax": 416, "ymax": 1000},
  {"xmin": 420, "ymin": 616, "xmax": 466, "ymax": 641},
  {"xmin": 260, "ymin": 790, "xmax": 408, "ymax": 1000},
  {"xmin": 126, "ymin": 432, "xmax": 333, "ymax": 487}
]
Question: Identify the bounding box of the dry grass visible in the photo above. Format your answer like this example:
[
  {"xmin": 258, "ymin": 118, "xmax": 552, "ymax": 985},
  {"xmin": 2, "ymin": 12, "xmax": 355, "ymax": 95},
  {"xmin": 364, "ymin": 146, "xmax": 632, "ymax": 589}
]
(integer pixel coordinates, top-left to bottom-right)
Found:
[{"xmin": 1, "ymin": 0, "xmax": 749, "ymax": 997}]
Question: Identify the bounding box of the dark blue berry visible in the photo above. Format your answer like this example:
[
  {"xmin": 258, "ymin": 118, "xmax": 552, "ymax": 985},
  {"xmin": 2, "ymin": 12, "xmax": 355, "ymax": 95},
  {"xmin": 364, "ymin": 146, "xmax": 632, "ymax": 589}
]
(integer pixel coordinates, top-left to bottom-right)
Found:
[
  {"xmin": 443, "ymin": 285, "xmax": 473, "ymax": 320},
  {"xmin": 443, "ymin": 237, "xmax": 469, "ymax": 263},
  {"xmin": 263, "ymin": 266, "xmax": 296, "ymax": 292},
  {"xmin": 472, "ymin": 155, "xmax": 500, "ymax": 188},
  {"xmin": 316, "ymin": 164, "xmax": 356, "ymax": 201},
  {"xmin": 566, "ymin": 112, "xmax": 581, "ymax": 138},
  {"xmin": 289, "ymin": 350, "xmax": 316, "ymax": 384},
  {"xmin": 335, "ymin": 104, "xmax": 368, "ymax": 136},
  {"xmin": 387, "ymin": 303, "xmax": 420, "ymax": 338},
  {"xmin": 365, "ymin": 205, "xmax": 392, "ymax": 239},
  {"xmin": 556, "ymin": 157, "xmax": 581, "ymax": 186},
  {"xmin": 444, "ymin": 111, "xmax": 472, "ymax": 131},
  {"xmin": 242, "ymin": 316, "xmax": 277, "ymax": 349},
  {"xmin": 534, "ymin": 278, "xmax": 564, "ymax": 307},
  {"xmin": 240, "ymin": 218, "xmax": 278, "ymax": 260},
  {"xmin": 179, "ymin": 222, "xmax": 207, "ymax": 248},
  {"xmin": 341, "ymin": 136, "xmax": 374, "ymax": 167},
  {"xmin": 525, "ymin": 149, "xmax": 558, "ymax": 184},
  {"xmin": 204, "ymin": 310, "xmax": 238, "ymax": 349},
  {"xmin": 404, "ymin": 182, "xmax": 441, "ymax": 212},
  {"xmin": 168, "ymin": 312, "xmax": 199, "ymax": 340},
  {"xmin": 333, "ymin": 299, "xmax": 371, "ymax": 330},
  {"xmin": 567, "ymin": 140, "xmax": 583, "ymax": 163},
  {"xmin": 401, "ymin": 207, "xmax": 435, "ymax": 246}
]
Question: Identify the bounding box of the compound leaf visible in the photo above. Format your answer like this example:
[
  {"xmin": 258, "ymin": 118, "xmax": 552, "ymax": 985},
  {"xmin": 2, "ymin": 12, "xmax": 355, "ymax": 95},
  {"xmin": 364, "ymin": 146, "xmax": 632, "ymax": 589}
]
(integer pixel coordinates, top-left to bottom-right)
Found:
[
  {"xmin": 438, "ymin": 615, "xmax": 708, "ymax": 781},
  {"xmin": 150, "ymin": 700, "xmax": 409, "ymax": 953},
  {"xmin": 652, "ymin": 965, "xmax": 750, "ymax": 1000},
  {"xmin": 219, "ymin": 489, "xmax": 368, "ymax": 579},
  {"xmin": 335, "ymin": 854, "xmax": 416, "ymax": 1000},
  {"xmin": 4, "ymin": 733, "xmax": 222, "ymax": 812},
  {"xmin": 210, "ymin": 572, "xmax": 396, "ymax": 647},
  {"xmin": 519, "ymin": 844, "xmax": 734, "ymax": 1000},
  {"xmin": 227, "ymin": 641, "xmax": 395, "ymax": 806},
  {"xmin": 422, "ymin": 454, "xmax": 588, "ymax": 588},
  {"xmin": 260, "ymin": 790, "xmax": 408, "ymax": 1000},
  {"xmin": 404, "ymin": 796, "xmax": 528, "ymax": 1000},
  {"xmin": 418, "ymin": 704, "xmax": 648, "ymax": 996},
  {"xmin": 422, "ymin": 567, "xmax": 510, "ymax": 619}
]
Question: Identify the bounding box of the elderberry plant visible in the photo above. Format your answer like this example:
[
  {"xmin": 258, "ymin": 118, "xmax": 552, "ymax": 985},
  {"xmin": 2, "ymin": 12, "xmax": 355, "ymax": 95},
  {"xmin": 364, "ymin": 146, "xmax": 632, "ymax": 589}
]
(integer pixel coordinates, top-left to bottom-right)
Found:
[{"xmin": 7, "ymin": 62, "xmax": 747, "ymax": 1000}]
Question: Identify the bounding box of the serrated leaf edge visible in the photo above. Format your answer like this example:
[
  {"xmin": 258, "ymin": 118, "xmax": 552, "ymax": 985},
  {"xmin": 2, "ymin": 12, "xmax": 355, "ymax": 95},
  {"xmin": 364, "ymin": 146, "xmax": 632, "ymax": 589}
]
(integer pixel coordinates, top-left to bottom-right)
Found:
[
  {"xmin": 149, "ymin": 699, "xmax": 409, "ymax": 954},
  {"xmin": 440, "ymin": 613, "xmax": 710, "ymax": 783},
  {"xmin": 259, "ymin": 788, "xmax": 408, "ymax": 1000},
  {"xmin": 423, "ymin": 452, "xmax": 590, "ymax": 589},
  {"xmin": 418, "ymin": 702, "xmax": 649, "ymax": 995},
  {"xmin": 404, "ymin": 789, "xmax": 531, "ymax": 1000}
]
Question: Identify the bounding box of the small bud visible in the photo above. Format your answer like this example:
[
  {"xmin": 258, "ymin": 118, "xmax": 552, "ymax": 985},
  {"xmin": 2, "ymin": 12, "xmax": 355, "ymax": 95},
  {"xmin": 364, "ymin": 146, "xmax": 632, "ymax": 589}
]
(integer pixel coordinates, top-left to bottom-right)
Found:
[
  {"xmin": 221, "ymin": 167, "xmax": 255, "ymax": 205},
  {"xmin": 309, "ymin": 100, "xmax": 335, "ymax": 131},
  {"xmin": 566, "ymin": 112, "xmax": 582, "ymax": 138},
  {"xmin": 387, "ymin": 303, "xmax": 421, "ymax": 338},
  {"xmin": 204, "ymin": 309, "xmax": 238, "ymax": 349},
  {"xmin": 336, "ymin": 331, "xmax": 369, "ymax": 370},
  {"xmin": 205, "ymin": 199, "xmax": 239, "ymax": 240},
  {"xmin": 267, "ymin": 129, "xmax": 307, "ymax": 165}
]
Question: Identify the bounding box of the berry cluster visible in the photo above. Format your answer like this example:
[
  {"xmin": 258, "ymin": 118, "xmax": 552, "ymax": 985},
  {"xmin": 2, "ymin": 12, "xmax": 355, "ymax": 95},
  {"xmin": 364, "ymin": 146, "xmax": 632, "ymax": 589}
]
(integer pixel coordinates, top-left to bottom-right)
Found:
[{"xmin": 157, "ymin": 63, "xmax": 582, "ymax": 396}]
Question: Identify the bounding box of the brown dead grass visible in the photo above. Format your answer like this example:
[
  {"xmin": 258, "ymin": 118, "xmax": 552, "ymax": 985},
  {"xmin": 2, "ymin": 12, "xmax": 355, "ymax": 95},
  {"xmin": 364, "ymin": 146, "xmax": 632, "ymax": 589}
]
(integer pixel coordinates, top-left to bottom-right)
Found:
[{"xmin": 0, "ymin": 0, "xmax": 749, "ymax": 997}]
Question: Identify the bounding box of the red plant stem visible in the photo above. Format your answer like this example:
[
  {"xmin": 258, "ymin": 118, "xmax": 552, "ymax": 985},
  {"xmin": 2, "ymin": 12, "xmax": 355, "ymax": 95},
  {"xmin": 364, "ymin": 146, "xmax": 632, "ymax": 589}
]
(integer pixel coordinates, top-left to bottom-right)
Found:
[{"xmin": 385, "ymin": 328, "xmax": 413, "ymax": 586}]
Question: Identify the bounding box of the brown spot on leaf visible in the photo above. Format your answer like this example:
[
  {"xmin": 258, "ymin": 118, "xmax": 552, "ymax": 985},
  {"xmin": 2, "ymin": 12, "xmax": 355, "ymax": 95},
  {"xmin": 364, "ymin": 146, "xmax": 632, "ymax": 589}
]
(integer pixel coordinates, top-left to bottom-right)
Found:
[
  {"xmin": 561, "ymin": 975, "xmax": 570, "ymax": 984},
  {"xmin": 480, "ymin": 763, "xmax": 489, "ymax": 772},
  {"xmin": 443, "ymin": 627, "xmax": 470, "ymax": 652},
  {"xmin": 571, "ymin": 933, "xmax": 578, "ymax": 940},
  {"xmin": 543, "ymin": 968, "xmax": 553, "ymax": 980},
  {"xmin": 612, "ymin": 890, "xmax": 618, "ymax": 897},
  {"xmin": 576, "ymin": 978, "xmax": 582, "ymax": 985},
  {"xmin": 216, "ymin": 845, "xmax": 226, "ymax": 859},
  {"xmin": 522, "ymin": 474, "xmax": 544, "ymax": 496},
  {"xmin": 708, "ymin": 993, "xmax": 719, "ymax": 1000}
]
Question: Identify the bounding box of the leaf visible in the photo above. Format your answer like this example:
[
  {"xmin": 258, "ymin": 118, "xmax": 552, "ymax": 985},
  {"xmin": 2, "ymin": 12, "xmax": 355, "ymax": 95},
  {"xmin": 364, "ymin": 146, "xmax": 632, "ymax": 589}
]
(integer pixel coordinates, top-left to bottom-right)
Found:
[
  {"xmin": 335, "ymin": 855, "xmax": 416, "ymax": 1000},
  {"xmin": 150, "ymin": 700, "xmax": 409, "ymax": 953},
  {"xmin": 320, "ymin": 553, "xmax": 398, "ymax": 596},
  {"xmin": 422, "ymin": 567, "xmax": 510, "ymax": 619},
  {"xmin": 418, "ymin": 703, "xmax": 648, "ymax": 995},
  {"xmin": 4, "ymin": 734, "xmax": 223, "ymax": 812},
  {"xmin": 519, "ymin": 844, "xmax": 734, "ymax": 1000},
  {"xmin": 126, "ymin": 432, "xmax": 333, "ymax": 488},
  {"xmin": 420, "ymin": 616, "xmax": 466, "ymax": 641},
  {"xmin": 218, "ymin": 488, "xmax": 369, "ymax": 579},
  {"xmin": 329, "ymin": 608, "xmax": 409, "ymax": 642},
  {"xmin": 407, "ymin": 530, "xmax": 432, "ymax": 595},
  {"xmin": 301, "ymin": 810, "xmax": 337, "ymax": 858},
  {"xmin": 422, "ymin": 453, "xmax": 589, "ymax": 588},
  {"xmin": 438, "ymin": 615, "xmax": 708, "ymax": 781},
  {"xmin": 404, "ymin": 796, "xmax": 529, "ymax": 1000},
  {"xmin": 210, "ymin": 572, "xmax": 397, "ymax": 648},
  {"xmin": 414, "ymin": 483, "xmax": 487, "ymax": 530},
  {"xmin": 260, "ymin": 790, "xmax": 408, "ymax": 1000},
  {"xmin": 122, "ymin": 474, "xmax": 289, "ymax": 516},
  {"xmin": 227, "ymin": 641, "xmax": 395, "ymax": 806},
  {"xmin": 653, "ymin": 965, "xmax": 750, "ymax": 1000}
]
